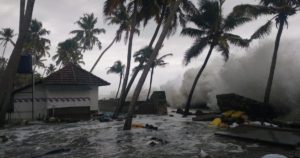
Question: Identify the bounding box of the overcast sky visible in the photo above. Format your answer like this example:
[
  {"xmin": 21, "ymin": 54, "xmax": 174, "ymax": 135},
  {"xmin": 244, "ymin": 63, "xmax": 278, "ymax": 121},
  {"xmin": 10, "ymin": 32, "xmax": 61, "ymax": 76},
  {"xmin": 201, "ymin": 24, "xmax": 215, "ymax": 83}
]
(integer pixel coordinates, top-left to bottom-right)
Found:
[{"xmin": 1, "ymin": 0, "xmax": 300, "ymax": 99}]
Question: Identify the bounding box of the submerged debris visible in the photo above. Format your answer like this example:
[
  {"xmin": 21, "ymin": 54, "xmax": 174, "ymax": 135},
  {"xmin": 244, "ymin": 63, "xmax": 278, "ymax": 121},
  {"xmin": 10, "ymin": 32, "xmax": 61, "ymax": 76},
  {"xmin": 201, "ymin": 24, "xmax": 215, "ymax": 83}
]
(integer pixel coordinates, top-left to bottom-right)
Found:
[{"xmin": 31, "ymin": 148, "xmax": 71, "ymax": 158}]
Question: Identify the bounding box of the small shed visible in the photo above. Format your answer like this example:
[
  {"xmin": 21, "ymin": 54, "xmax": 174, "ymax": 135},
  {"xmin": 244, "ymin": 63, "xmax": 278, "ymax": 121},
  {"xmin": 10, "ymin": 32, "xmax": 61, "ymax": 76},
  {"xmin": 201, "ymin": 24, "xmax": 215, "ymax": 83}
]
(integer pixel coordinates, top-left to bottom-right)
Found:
[{"xmin": 8, "ymin": 63, "xmax": 110, "ymax": 121}]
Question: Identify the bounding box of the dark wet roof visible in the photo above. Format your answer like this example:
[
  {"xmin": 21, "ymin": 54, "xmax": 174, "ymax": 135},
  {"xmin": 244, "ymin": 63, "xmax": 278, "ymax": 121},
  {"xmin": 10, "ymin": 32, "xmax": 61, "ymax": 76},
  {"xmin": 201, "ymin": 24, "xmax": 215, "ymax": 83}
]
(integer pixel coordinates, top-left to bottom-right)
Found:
[
  {"xmin": 13, "ymin": 63, "xmax": 110, "ymax": 94},
  {"xmin": 43, "ymin": 63, "xmax": 110, "ymax": 86}
]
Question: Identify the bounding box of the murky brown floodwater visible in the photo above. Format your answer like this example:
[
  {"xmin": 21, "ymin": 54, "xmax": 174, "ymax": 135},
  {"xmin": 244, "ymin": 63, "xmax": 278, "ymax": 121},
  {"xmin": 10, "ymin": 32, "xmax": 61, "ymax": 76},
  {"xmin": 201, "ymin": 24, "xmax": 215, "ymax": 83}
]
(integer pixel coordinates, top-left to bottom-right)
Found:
[{"xmin": 1, "ymin": 109, "xmax": 299, "ymax": 158}]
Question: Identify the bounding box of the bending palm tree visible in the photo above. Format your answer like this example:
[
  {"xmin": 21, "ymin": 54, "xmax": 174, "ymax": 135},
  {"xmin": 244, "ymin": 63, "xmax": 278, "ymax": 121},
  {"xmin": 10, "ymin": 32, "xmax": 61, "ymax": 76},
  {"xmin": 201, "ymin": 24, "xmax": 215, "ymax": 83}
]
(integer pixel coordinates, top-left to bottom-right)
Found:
[
  {"xmin": 90, "ymin": 4, "xmax": 139, "ymax": 72},
  {"xmin": 147, "ymin": 53, "xmax": 173, "ymax": 100},
  {"xmin": 182, "ymin": 0, "xmax": 251, "ymax": 116},
  {"xmin": 234, "ymin": 0, "xmax": 300, "ymax": 105},
  {"xmin": 114, "ymin": 0, "xmax": 195, "ymax": 118},
  {"xmin": 107, "ymin": 60, "xmax": 125, "ymax": 99},
  {"xmin": 0, "ymin": 28, "xmax": 16, "ymax": 58},
  {"xmin": 52, "ymin": 39, "xmax": 84, "ymax": 67},
  {"xmin": 71, "ymin": 13, "xmax": 105, "ymax": 52},
  {"xmin": 124, "ymin": 0, "xmax": 182, "ymax": 130}
]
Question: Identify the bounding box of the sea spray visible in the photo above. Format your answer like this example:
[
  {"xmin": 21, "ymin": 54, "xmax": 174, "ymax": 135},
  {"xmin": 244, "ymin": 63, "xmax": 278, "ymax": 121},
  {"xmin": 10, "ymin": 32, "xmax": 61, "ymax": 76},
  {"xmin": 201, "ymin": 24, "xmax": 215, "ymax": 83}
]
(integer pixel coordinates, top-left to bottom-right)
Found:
[{"xmin": 162, "ymin": 39, "xmax": 300, "ymax": 110}]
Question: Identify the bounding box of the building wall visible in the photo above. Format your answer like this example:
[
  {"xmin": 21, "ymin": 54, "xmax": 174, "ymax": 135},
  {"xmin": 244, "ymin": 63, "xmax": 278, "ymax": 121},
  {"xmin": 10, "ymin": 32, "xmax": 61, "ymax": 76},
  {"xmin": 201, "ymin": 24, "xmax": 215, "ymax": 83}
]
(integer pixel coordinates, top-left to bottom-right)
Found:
[
  {"xmin": 45, "ymin": 85, "xmax": 91, "ymax": 110},
  {"xmin": 10, "ymin": 84, "xmax": 47, "ymax": 120},
  {"xmin": 9, "ymin": 84, "xmax": 100, "ymax": 121}
]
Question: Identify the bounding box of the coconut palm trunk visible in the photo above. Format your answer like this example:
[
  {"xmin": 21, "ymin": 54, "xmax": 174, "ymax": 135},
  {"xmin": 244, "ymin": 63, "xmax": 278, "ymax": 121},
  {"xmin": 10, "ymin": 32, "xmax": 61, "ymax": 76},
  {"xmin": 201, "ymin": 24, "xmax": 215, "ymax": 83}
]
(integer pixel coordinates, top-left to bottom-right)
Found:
[
  {"xmin": 117, "ymin": 0, "xmax": 137, "ymax": 112},
  {"xmin": 184, "ymin": 44, "xmax": 215, "ymax": 116},
  {"xmin": 146, "ymin": 67, "xmax": 154, "ymax": 100},
  {"xmin": 113, "ymin": 8, "xmax": 165, "ymax": 118},
  {"xmin": 90, "ymin": 37, "xmax": 116, "ymax": 72},
  {"xmin": 2, "ymin": 45, "xmax": 7, "ymax": 58},
  {"xmin": 264, "ymin": 18, "xmax": 284, "ymax": 104},
  {"xmin": 116, "ymin": 72, "xmax": 123, "ymax": 99},
  {"xmin": 0, "ymin": 0, "xmax": 35, "ymax": 127},
  {"xmin": 123, "ymin": 0, "xmax": 181, "ymax": 130}
]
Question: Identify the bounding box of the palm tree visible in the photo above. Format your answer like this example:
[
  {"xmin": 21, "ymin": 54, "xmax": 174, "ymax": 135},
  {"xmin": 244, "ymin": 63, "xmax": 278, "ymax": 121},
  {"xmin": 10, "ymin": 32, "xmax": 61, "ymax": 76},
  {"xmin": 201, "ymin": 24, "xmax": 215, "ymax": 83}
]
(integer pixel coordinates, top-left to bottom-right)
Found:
[
  {"xmin": 113, "ymin": 0, "xmax": 195, "ymax": 118},
  {"xmin": 90, "ymin": 4, "xmax": 140, "ymax": 72},
  {"xmin": 0, "ymin": 0, "xmax": 35, "ymax": 127},
  {"xmin": 146, "ymin": 53, "xmax": 173, "ymax": 100},
  {"xmin": 52, "ymin": 39, "xmax": 84, "ymax": 67},
  {"xmin": 107, "ymin": 60, "xmax": 125, "ymax": 99},
  {"xmin": 24, "ymin": 19, "xmax": 51, "ymax": 58},
  {"xmin": 234, "ymin": 0, "xmax": 300, "ymax": 105},
  {"xmin": 0, "ymin": 28, "xmax": 16, "ymax": 58},
  {"xmin": 71, "ymin": 13, "xmax": 105, "ymax": 52},
  {"xmin": 33, "ymin": 54, "xmax": 46, "ymax": 70},
  {"xmin": 181, "ymin": 0, "xmax": 251, "ymax": 116},
  {"xmin": 124, "ymin": 0, "xmax": 182, "ymax": 130}
]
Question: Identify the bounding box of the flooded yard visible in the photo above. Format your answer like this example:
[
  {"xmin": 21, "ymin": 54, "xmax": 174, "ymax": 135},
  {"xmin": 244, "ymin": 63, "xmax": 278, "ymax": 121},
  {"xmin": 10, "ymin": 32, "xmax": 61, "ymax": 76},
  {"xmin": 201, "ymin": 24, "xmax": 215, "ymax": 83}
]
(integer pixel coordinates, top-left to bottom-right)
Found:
[{"xmin": 1, "ymin": 110, "xmax": 299, "ymax": 158}]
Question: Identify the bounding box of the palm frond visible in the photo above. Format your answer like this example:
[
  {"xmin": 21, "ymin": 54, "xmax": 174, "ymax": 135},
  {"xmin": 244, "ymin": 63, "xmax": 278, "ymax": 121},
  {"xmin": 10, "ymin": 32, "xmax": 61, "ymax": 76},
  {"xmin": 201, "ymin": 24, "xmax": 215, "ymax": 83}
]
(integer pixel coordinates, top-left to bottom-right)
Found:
[
  {"xmin": 233, "ymin": 4, "xmax": 274, "ymax": 18},
  {"xmin": 217, "ymin": 38, "xmax": 229, "ymax": 61},
  {"xmin": 224, "ymin": 33, "xmax": 250, "ymax": 48},
  {"xmin": 223, "ymin": 12, "xmax": 252, "ymax": 31},
  {"xmin": 251, "ymin": 20, "xmax": 273, "ymax": 40},
  {"xmin": 184, "ymin": 37, "xmax": 209, "ymax": 65},
  {"xmin": 181, "ymin": 27, "xmax": 206, "ymax": 38}
]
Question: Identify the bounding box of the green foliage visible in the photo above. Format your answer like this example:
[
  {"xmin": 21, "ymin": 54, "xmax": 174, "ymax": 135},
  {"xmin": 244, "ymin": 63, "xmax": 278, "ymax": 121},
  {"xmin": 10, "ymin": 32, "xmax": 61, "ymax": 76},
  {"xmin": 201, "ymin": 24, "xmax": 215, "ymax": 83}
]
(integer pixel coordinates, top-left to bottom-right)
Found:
[
  {"xmin": 182, "ymin": 0, "xmax": 251, "ymax": 64},
  {"xmin": 0, "ymin": 28, "xmax": 15, "ymax": 57},
  {"xmin": 52, "ymin": 39, "xmax": 84, "ymax": 66},
  {"xmin": 107, "ymin": 60, "xmax": 125, "ymax": 75},
  {"xmin": 71, "ymin": 13, "xmax": 105, "ymax": 52},
  {"xmin": 234, "ymin": 0, "xmax": 300, "ymax": 40}
]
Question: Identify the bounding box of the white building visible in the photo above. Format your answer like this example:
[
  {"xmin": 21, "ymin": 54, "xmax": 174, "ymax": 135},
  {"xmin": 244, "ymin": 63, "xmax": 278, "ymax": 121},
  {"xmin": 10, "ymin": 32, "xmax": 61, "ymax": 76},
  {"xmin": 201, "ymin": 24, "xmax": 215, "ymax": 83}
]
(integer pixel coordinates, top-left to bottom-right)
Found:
[{"xmin": 7, "ymin": 63, "xmax": 110, "ymax": 121}]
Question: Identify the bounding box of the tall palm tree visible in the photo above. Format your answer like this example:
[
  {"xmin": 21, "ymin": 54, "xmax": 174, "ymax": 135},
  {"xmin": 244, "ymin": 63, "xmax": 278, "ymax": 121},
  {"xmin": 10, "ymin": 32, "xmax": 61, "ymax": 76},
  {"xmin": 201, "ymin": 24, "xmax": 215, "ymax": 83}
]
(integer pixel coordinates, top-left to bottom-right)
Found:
[
  {"xmin": 181, "ymin": 0, "xmax": 251, "ymax": 116},
  {"xmin": 107, "ymin": 60, "xmax": 125, "ymax": 99},
  {"xmin": 71, "ymin": 13, "xmax": 105, "ymax": 52},
  {"xmin": 113, "ymin": 0, "xmax": 196, "ymax": 118},
  {"xmin": 90, "ymin": 4, "xmax": 139, "ymax": 72},
  {"xmin": 124, "ymin": 0, "xmax": 182, "ymax": 130},
  {"xmin": 146, "ymin": 53, "xmax": 173, "ymax": 100},
  {"xmin": 0, "ymin": 28, "xmax": 16, "ymax": 58},
  {"xmin": 52, "ymin": 39, "xmax": 84, "ymax": 67},
  {"xmin": 234, "ymin": 0, "xmax": 300, "ymax": 105}
]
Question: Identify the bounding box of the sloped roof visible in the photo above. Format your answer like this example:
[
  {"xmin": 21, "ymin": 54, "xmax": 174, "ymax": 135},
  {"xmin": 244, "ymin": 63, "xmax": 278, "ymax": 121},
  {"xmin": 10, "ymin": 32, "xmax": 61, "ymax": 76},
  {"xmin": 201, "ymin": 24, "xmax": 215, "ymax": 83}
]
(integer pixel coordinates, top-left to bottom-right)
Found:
[{"xmin": 43, "ymin": 63, "xmax": 110, "ymax": 86}]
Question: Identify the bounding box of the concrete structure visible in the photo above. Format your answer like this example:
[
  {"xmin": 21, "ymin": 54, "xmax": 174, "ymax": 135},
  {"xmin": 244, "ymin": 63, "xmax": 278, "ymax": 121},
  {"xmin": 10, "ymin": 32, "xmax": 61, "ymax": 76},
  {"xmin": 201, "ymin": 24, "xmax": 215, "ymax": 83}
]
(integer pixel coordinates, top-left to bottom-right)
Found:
[
  {"xmin": 99, "ymin": 91, "xmax": 168, "ymax": 115},
  {"xmin": 7, "ymin": 63, "xmax": 110, "ymax": 121}
]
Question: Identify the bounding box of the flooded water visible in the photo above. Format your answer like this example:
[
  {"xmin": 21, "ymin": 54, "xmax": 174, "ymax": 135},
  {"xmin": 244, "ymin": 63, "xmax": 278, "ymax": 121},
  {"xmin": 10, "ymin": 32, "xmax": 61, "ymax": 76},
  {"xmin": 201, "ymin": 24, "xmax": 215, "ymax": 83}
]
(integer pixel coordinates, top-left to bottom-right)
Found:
[{"xmin": 1, "ymin": 109, "xmax": 299, "ymax": 158}]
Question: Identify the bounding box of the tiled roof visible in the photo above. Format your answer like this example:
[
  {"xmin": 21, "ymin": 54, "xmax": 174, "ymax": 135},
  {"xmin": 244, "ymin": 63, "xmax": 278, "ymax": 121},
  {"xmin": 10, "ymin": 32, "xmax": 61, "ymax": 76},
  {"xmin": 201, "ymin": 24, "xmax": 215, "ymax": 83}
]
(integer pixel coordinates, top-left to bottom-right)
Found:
[{"xmin": 43, "ymin": 63, "xmax": 110, "ymax": 86}]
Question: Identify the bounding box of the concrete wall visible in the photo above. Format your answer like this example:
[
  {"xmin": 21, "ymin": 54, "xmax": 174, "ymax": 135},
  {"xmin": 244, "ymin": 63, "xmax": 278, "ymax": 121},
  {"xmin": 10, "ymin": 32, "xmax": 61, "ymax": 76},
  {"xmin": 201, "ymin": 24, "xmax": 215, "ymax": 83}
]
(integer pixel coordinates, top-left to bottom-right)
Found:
[
  {"xmin": 10, "ymin": 84, "xmax": 47, "ymax": 120},
  {"xmin": 9, "ymin": 84, "xmax": 100, "ymax": 121},
  {"xmin": 45, "ymin": 85, "xmax": 92, "ymax": 109}
]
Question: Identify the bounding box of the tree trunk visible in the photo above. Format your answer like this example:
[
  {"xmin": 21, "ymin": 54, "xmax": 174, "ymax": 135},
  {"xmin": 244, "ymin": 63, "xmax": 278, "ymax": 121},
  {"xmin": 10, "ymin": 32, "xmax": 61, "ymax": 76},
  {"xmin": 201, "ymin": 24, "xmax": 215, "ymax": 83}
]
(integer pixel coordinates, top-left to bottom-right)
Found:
[
  {"xmin": 115, "ymin": 1, "xmax": 137, "ymax": 117},
  {"xmin": 146, "ymin": 67, "xmax": 154, "ymax": 100},
  {"xmin": 264, "ymin": 19, "xmax": 284, "ymax": 104},
  {"xmin": 113, "ymin": 7, "xmax": 165, "ymax": 118},
  {"xmin": 116, "ymin": 73, "xmax": 122, "ymax": 99},
  {"xmin": 184, "ymin": 44, "xmax": 215, "ymax": 116},
  {"xmin": 2, "ymin": 44, "xmax": 7, "ymax": 58},
  {"xmin": 90, "ymin": 37, "xmax": 116, "ymax": 72},
  {"xmin": 148, "ymin": 5, "xmax": 165, "ymax": 47},
  {"xmin": 19, "ymin": 0, "xmax": 25, "ymax": 33},
  {"xmin": 123, "ymin": 0, "xmax": 181, "ymax": 130},
  {"xmin": 0, "ymin": 0, "xmax": 35, "ymax": 128}
]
